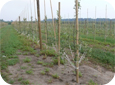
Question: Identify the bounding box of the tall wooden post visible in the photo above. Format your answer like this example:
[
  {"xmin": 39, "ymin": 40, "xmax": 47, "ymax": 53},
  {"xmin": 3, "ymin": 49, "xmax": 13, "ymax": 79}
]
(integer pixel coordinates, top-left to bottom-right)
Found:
[
  {"xmin": 85, "ymin": 19, "xmax": 86, "ymax": 34},
  {"xmin": 94, "ymin": 6, "xmax": 96, "ymax": 41},
  {"xmin": 34, "ymin": 0, "xmax": 38, "ymax": 42},
  {"xmin": 19, "ymin": 16, "xmax": 21, "ymax": 33},
  {"xmin": 50, "ymin": 0, "xmax": 56, "ymax": 43},
  {"xmin": 105, "ymin": 5, "xmax": 107, "ymax": 42},
  {"xmin": 110, "ymin": 20, "xmax": 112, "ymax": 35},
  {"xmin": 58, "ymin": 2, "xmax": 60, "ymax": 66},
  {"xmin": 94, "ymin": 23, "xmax": 95, "ymax": 41},
  {"xmin": 100, "ymin": 21, "xmax": 101, "ymax": 29},
  {"xmin": 76, "ymin": 0, "xmax": 79, "ymax": 83},
  {"xmin": 87, "ymin": 9, "xmax": 88, "ymax": 35},
  {"xmin": 36, "ymin": 0, "xmax": 42, "ymax": 50},
  {"xmin": 44, "ymin": 0, "xmax": 47, "ymax": 43}
]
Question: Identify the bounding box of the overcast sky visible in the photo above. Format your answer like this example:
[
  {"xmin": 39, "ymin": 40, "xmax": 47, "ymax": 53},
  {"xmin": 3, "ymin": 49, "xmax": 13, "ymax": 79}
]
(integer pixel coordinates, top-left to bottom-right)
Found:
[{"xmin": 0, "ymin": 0, "xmax": 115, "ymax": 21}]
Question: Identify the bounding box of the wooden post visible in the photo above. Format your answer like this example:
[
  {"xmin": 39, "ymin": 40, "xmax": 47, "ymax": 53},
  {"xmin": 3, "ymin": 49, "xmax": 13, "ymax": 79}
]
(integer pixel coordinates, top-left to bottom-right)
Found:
[
  {"xmin": 110, "ymin": 20, "xmax": 112, "ymax": 29},
  {"xmin": 19, "ymin": 16, "xmax": 21, "ymax": 33},
  {"xmin": 31, "ymin": 16, "xmax": 33, "ymax": 38},
  {"xmin": 50, "ymin": 0, "xmax": 56, "ymax": 43},
  {"xmin": 27, "ymin": 7, "xmax": 29, "ymax": 35},
  {"xmin": 110, "ymin": 20, "xmax": 112, "ymax": 35},
  {"xmin": 105, "ymin": 5, "xmax": 107, "ymax": 42},
  {"xmin": 94, "ymin": 6, "xmax": 96, "ymax": 41},
  {"xmin": 85, "ymin": 19, "xmax": 86, "ymax": 34},
  {"xmin": 24, "ymin": 18, "xmax": 26, "ymax": 34},
  {"xmin": 34, "ymin": 0, "xmax": 38, "ymax": 42},
  {"xmin": 79, "ymin": 9, "xmax": 81, "ymax": 40},
  {"xmin": 100, "ymin": 21, "xmax": 101, "ymax": 29},
  {"xmin": 36, "ymin": 0, "xmax": 42, "ymax": 50},
  {"xmin": 58, "ymin": 2, "xmax": 60, "ymax": 66},
  {"xmin": 44, "ymin": 0, "xmax": 47, "ymax": 43},
  {"xmin": 94, "ymin": 23, "xmax": 95, "ymax": 41},
  {"xmin": 76, "ymin": 0, "xmax": 79, "ymax": 83},
  {"xmin": 87, "ymin": 8, "xmax": 88, "ymax": 35}
]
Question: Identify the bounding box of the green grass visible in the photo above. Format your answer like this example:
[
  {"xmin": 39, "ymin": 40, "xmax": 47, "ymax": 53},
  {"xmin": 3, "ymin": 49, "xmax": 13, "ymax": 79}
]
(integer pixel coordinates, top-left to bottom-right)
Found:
[
  {"xmin": 45, "ymin": 68, "xmax": 50, "ymax": 72},
  {"xmin": 18, "ymin": 77, "xmax": 23, "ymax": 81},
  {"xmin": 47, "ymin": 78, "xmax": 53, "ymax": 83},
  {"xmin": 9, "ymin": 79, "xmax": 14, "ymax": 84},
  {"xmin": 21, "ymin": 80, "xmax": 30, "ymax": 85},
  {"xmin": 0, "ymin": 26, "xmax": 22, "ymax": 56},
  {"xmin": 0, "ymin": 26, "xmax": 35, "ymax": 83},
  {"xmin": 40, "ymin": 49, "xmax": 56, "ymax": 56},
  {"xmin": 87, "ymin": 79, "xmax": 98, "ymax": 85},
  {"xmin": 23, "ymin": 52, "xmax": 29, "ymax": 55},
  {"xmin": 40, "ymin": 71, "xmax": 45, "ymax": 75},
  {"xmin": 37, "ymin": 60, "xmax": 43, "ymax": 64},
  {"xmin": 53, "ymin": 58, "xmax": 65, "ymax": 65},
  {"xmin": 52, "ymin": 74, "xmax": 59, "ymax": 79},
  {"xmin": 35, "ymin": 54, "xmax": 40, "ymax": 57},
  {"xmin": 8, "ymin": 55, "xmax": 18, "ymax": 59},
  {"xmin": 48, "ymin": 62, "xmax": 54, "ymax": 67},
  {"xmin": 90, "ymin": 48, "xmax": 115, "ymax": 66},
  {"xmin": 23, "ymin": 57, "xmax": 31, "ymax": 63},
  {"xmin": 80, "ymin": 34, "xmax": 115, "ymax": 44},
  {"xmin": 8, "ymin": 59, "xmax": 19, "ymax": 66},
  {"xmin": 79, "ymin": 72, "xmax": 82, "ymax": 78},
  {"xmin": 20, "ymin": 66, "xmax": 27, "ymax": 69},
  {"xmin": 26, "ymin": 69, "xmax": 33, "ymax": 74},
  {"xmin": 42, "ymin": 63, "xmax": 48, "ymax": 66}
]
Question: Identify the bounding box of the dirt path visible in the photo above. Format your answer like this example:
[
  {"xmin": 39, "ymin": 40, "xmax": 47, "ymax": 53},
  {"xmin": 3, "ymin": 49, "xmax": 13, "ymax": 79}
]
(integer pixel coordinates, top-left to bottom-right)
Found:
[{"xmin": 7, "ymin": 49, "xmax": 114, "ymax": 85}]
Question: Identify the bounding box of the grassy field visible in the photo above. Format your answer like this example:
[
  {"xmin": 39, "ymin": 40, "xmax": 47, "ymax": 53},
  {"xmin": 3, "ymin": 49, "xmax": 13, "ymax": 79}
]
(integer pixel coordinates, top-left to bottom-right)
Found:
[
  {"xmin": 0, "ymin": 25, "xmax": 37, "ymax": 83},
  {"xmin": 12, "ymin": 21, "xmax": 115, "ymax": 69},
  {"xmin": 0, "ymin": 23, "xmax": 114, "ymax": 84}
]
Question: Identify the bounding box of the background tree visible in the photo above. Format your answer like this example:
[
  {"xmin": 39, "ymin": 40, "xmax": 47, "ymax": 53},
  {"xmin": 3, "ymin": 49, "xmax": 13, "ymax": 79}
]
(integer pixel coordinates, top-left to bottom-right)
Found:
[
  {"xmin": 57, "ymin": 10, "xmax": 62, "ymax": 24},
  {"xmin": 74, "ymin": 0, "xmax": 81, "ymax": 16}
]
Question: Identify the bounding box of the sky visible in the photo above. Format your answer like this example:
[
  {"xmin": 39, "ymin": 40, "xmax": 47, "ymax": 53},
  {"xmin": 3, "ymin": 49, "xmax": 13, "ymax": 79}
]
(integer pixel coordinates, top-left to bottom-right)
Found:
[{"xmin": 0, "ymin": 0, "xmax": 115, "ymax": 21}]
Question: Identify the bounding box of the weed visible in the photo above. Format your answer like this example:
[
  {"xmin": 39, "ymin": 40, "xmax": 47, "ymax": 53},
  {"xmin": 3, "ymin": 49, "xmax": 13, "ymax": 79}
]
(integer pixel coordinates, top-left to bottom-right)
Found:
[
  {"xmin": 26, "ymin": 70, "xmax": 33, "ymax": 74},
  {"xmin": 87, "ymin": 79, "xmax": 98, "ymax": 85},
  {"xmin": 23, "ymin": 57, "xmax": 31, "ymax": 63},
  {"xmin": 52, "ymin": 74, "xmax": 59, "ymax": 79},
  {"xmin": 28, "ymin": 48, "xmax": 35, "ymax": 53},
  {"xmin": 48, "ymin": 62, "xmax": 54, "ymax": 67},
  {"xmin": 8, "ymin": 55, "xmax": 18, "ymax": 59},
  {"xmin": 79, "ymin": 72, "xmax": 82, "ymax": 77},
  {"xmin": 42, "ymin": 55, "xmax": 47, "ymax": 59},
  {"xmin": 91, "ymin": 48, "xmax": 115, "ymax": 65},
  {"xmin": 53, "ymin": 58, "xmax": 64, "ymax": 65},
  {"xmin": 30, "ymin": 50, "xmax": 37, "ymax": 55},
  {"xmin": 8, "ymin": 59, "xmax": 19, "ymax": 66},
  {"xmin": 21, "ymin": 80, "xmax": 30, "ymax": 85},
  {"xmin": 23, "ymin": 52, "xmax": 28, "ymax": 55},
  {"xmin": 42, "ymin": 63, "xmax": 48, "ymax": 66},
  {"xmin": 28, "ymin": 64, "xmax": 32, "ymax": 66},
  {"xmin": 47, "ymin": 78, "xmax": 53, "ymax": 83},
  {"xmin": 40, "ymin": 49, "xmax": 56, "ymax": 56},
  {"xmin": 9, "ymin": 79, "xmax": 14, "ymax": 84},
  {"xmin": 37, "ymin": 60, "xmax": 43, "ymax": 65},
  {"xmin": 1, "ymin": 72, "xmax": 9, "ymax": 82},
  {"xmin": 35, "ymin": 54, "xmax": 40, "ymax": 57},
  {"xmin": 1, "ymin": 58, "xmax": 8, "ymax": 70},
  {"xmin": 40, "ymin": 71, "xmax": 45, "ymax": 75},
  {"xmin": 16, "ymin": 52, "xmax": 22, "ymax": 55},
  {"xmin": 45, "ymin": 68, "xmax": 50, "ymax": 72},
  {"xmin": 20, "ymin": 66, "xmax": 27, "ymax": 69},
  {"xmin": 18, "ymin": 77, "xmax": 23, "ymax": 81}
]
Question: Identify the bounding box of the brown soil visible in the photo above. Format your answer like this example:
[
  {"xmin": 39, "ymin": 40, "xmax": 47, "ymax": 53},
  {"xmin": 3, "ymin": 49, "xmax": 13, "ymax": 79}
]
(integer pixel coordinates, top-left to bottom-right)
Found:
[{"xmin": 6, "ymin": 49, "xmax": 114, "ymax": 85}]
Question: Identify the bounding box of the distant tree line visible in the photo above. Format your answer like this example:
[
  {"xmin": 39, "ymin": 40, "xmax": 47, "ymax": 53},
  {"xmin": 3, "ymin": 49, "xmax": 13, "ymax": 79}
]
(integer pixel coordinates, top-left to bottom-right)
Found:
[
  {"xmin": 42, "ymin": 18, "xmax": 115, "ymax": 22},
  {"xmin": 0, "ymin": 19, "xmax": 13, "ymax": 25}
]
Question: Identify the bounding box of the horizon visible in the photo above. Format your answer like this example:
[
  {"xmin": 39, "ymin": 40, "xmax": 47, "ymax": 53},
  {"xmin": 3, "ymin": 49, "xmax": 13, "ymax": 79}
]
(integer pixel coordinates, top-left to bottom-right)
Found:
[
  {"xmin": 1, "ymin": 18, "xmax": 115, "ymax": 22},
  {"xmin": 0, "ymin": 0, "xmax": 115, "ymax": 21}
]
